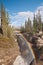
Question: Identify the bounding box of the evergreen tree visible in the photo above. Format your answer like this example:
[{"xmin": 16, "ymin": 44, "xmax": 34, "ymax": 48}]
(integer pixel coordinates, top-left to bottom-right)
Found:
[
  {"xmin": 33, "ymin": 14, "xmax": 38, "ymax": 32},
  {"xmin": 36, "ymin": 10, "xmax": 42, "ymax": 31},
  {"xmin": 6, "ymin": 12, "xmax": 10, "ymax": 24},
  {"xmin": 25, "ymin": 18, "xmax": 32, "ymax": 32},
  {"xmin": 33, "ymin": 10, "xmax": 42, "ymax": 33},
  {"xmin": 1, "ymin": 3, "xmax": 8, "ymax": 36},
  {"xmin": 20, "ymin": 25, "xmax": 25, "ymax": 33},
  {"xmin": 42, "ymin": 22, "xmax": 43, "ymax": 31},
  {"xmin": 27, "ymin": 18, "xmax": 32, "ymax": 32},
  {"xmin": 25, "ymin": 20, "xmax": 28, "ymax": 32}
]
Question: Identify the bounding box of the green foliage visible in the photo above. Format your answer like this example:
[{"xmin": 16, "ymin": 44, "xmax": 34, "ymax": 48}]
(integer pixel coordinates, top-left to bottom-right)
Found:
[
  {"xmin": 20, "ymin": 10, "xmax": 43, "ymax": 33},
  {"xmin": 33, "ymin": 14, "xmax": 37, "ymax": 32},
  {"xmin": 42, "ymin": 22, "xmax": 43, "ymax": 31},
  {"xmin": 6, "ymin": 12, "xmax": 10, "ymax": 24},
  {"xmin": 1, "ymin": 4, "xmax": 12, "ymax": 37},
  {"xmin": 20, "ymin": 18, "xmax": 32, "ymax": 33},
  {"xmin": 25, "ymin": 18, "xmax": 32, "ymax": 32},
  {"xmin": 33, "ymin": 10, "xmax": 42, "ymax": 33},
  {"xmin": 20, "ymin": 26, "xmax": 26, "ymax": 33}
]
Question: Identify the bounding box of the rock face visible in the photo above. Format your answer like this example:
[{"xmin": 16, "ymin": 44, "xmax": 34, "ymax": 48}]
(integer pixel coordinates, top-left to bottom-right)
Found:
[
  {"xmin": 13, "ymin": 55, "xmax": 28, "ymax": 65},
  {"xmin": 16, "ymin": 34, "xmax": 35, "ymax": 65}
]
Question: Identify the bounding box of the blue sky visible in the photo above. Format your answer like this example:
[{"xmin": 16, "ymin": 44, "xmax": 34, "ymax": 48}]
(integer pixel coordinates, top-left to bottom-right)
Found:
[
  {"xmin": 0, "ymin": 0, "xmax": 43, "ymax": 27},
  {"xmin": 0, "ymin": 0, "xmax": 43, "ymax": 12}
]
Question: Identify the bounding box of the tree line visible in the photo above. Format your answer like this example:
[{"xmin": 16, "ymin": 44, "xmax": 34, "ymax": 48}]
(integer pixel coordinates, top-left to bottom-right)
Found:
[{"xmin": 20, "ymin": 10, "xmax": 43, "ymax": 33}]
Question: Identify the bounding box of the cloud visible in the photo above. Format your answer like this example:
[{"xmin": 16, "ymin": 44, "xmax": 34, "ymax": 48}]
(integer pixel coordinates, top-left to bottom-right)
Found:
[
  {"xmin": 35, "ymin": 5, "xmax": 43, "ymax": 21},
  {"xmin": 14, "ymin": 11, "xmax": 34, "ymax": 20},
  {"xmin": 9, "ymin": 5, "xmax": 43, "ymax": 28},
  {"xmin": 9, "ymin": 11, "xmax": 34, "ymax": 27}
]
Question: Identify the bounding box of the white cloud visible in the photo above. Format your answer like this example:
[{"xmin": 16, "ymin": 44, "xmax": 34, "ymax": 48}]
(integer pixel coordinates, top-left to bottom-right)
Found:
[
  {"xmin": 14, "ymin": 11, "xmax": 34, "ymax": 21},
  {"xmin": 9, "ymin": 11, "xmax": 34, "ymax": 27},
  {"xmin": 35, "ymin": 5, "xmax": 43, "ymax": 21},
  {"xmin": 9, "ymin": 5, "xmax": 43, "ymax": 27}
]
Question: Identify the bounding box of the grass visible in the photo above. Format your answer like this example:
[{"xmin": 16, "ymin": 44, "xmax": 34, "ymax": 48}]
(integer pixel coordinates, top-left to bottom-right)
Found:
[{"xmin": 0, "ymin": 36, "xmax": 15, "ymax": 48}]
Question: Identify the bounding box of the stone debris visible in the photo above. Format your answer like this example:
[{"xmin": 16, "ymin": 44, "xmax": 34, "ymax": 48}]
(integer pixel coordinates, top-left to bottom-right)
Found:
[{"xmin": 37, "ymin": 38, "xmax": 43, "ymax": 47}]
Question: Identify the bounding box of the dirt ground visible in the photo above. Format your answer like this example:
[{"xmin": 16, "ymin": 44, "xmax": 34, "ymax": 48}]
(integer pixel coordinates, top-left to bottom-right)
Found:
[
  {"xmin": 0, "ymin": 36, "xmax": 20, "ymax": 65},
  {"xmin": 36, "ymin": 60, "xmax": 43, "ymax": 65}
]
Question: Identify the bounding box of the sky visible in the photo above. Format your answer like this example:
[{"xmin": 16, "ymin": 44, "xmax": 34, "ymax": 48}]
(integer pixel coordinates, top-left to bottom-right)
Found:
[{"xmin": 0, "ymin": 0, "xmax": 43, "ymax": 28}]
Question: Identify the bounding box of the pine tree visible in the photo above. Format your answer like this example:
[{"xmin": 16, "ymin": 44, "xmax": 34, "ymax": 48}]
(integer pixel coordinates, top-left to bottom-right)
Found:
[
  {"xmin": 25, "ymin": 18, "xmax": 32, "ymax": 32},
  {"xmin": 6, "ymin": 12, "xmax": 10, "ymax": 24},
  {"xmin": 33, "ymin": 10, "xmax": 42, "ymax": 33},
  {"xmin": 20, "ymin": 25, "xmax": 25, "ymax": 33},
  {"xmin": 36, "ymin": 10, "xmax": 42, "ymax": 31},
  {"xmin": 27, "ymin": 18, "xmax": 32, "ymax": 32},
  {"xmin": 33, "ymin": 14, "xmax": 38, "ymax": 32},
  {"xmin": 1, "ymin": 4, "xmax": 8, "ymax": 36},
  {"xmin": 42, "ymin": 22, "xmax": 43, "ymax": 31},
  {"xmin": 25, "ymin": 20, "xmax": 28, "ymax": 32}
]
